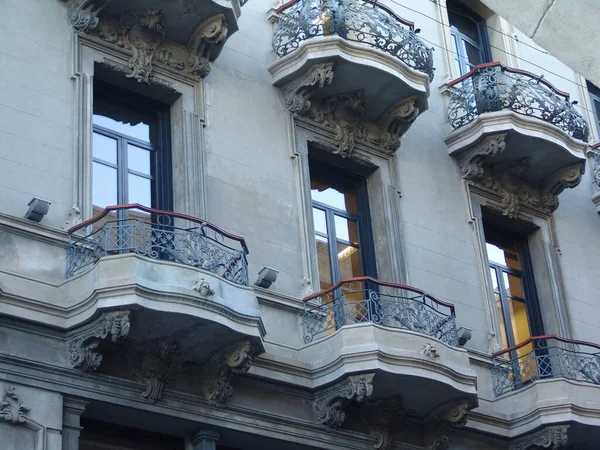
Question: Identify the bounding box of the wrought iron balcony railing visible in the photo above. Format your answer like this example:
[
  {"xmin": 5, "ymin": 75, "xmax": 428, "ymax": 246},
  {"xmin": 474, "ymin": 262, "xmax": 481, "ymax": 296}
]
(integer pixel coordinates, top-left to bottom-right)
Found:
[
  {"xmin": 447, "ymin": 62, "xmax": 589, "ymax": 141},
  {"xmin": 272, "ymin": 0, "xmax": 435, "ymax": 81},
  {"xmin": 491, "ymin": 335, "xmax": 600, "ymax": 396},
  {"xmin": 66, "ymin": 204, "xmax": 249, "ymax": 286},
  {"xmin": 302, "ymin": 277, "xmax": 458, "ymax": 345}
]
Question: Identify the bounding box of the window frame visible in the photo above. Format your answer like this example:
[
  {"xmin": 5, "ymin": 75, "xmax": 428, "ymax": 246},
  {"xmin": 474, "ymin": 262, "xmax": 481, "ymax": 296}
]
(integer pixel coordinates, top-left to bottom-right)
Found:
[
  {"xmin": 309, "ymin": 161, "xmax": 378, "ymax": 289},
  {"xmin": 447, "ymin": 1, "xmax": 492, "ymax": 76},
  {"xmin": 587, "ymin": 81, "xmax": 600, "ymax": 138},
  {"xmin": 92, "ymin": 81, "xmax": 173, "ymax": 213}
]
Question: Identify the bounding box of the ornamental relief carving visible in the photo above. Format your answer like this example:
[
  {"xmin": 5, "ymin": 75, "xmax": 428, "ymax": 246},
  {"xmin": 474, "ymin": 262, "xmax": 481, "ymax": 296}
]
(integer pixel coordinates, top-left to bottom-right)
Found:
[
  {"xmin": 281, "ymin": 65, "xmax": 420, "ymax": 159},
  {"xmin": 509, "ymin": 425, "xmax": 570, "ymax": 450},
  {"xmin": 359, "ymin": 397, "xmax": 409, "ymax": 450},
  {"xmin": 64, "ymin": 1, "xmax": 229, "ymax": 82},
  {"xmin": 454, "ymin": 134, "xmax": 584, "ymax": 218},
  {"xmin": 0, "ymin": 387, "xmax": 30, "ymax": 425},
  {"xmin": 424, "ymin": 398, "xmax": 471, "ymax": 450}
]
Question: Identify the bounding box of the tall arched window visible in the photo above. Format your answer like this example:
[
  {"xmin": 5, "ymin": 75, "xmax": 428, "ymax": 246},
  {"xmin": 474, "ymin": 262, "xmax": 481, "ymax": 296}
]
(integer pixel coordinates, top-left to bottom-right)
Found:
[{"xmin": 447, "ymin": 1, "xmax": 492, "ymax": 76}]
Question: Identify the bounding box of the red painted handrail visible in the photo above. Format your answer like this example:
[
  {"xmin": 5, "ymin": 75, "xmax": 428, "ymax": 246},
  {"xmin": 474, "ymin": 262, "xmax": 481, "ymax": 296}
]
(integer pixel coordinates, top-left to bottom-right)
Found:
[
  {"xmin": 68, "ymin": 204, "xmax": 249, "ymax": 254},
  {"xmin": 276, "ymin": 0, "xmax": 415, "ymax": 30},
  {"xmin": 592, "ymin": 142, "xmax": 600, "ymax": 149},
  {"xmin": 447, "ymin": 61, "xmax": 571, "ymax": 99},
  {"xmin": 492, "ymin": 334, "xmax": 600, "ymax": 357},
  {"xmin": 303, "ymin": 276, "xmax": 456, "ymax": 314}
]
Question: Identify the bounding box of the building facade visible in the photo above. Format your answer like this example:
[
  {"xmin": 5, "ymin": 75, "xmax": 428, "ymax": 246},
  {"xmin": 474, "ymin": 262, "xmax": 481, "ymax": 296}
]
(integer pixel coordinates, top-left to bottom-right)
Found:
[{"xmin": 1, "ymin": 0, "xmax": 600, "ymax": 449}]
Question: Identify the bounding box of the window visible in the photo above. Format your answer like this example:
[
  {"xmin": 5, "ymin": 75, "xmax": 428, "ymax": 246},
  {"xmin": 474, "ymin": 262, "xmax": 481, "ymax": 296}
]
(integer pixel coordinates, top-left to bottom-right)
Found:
[
  {"xmin": 447, "ymin": 1, "xmax": 492, "ymax": 76},
  {"xmin": 92, "ymin": 81, "xmax": 172, "ymax": 215},
  {"xmin": 587, "ymin": 81, "xmax": 600, "ymax": 137},
  {"xmin": 484, "ymin": 223, "xmax": 544, "ymax": 357},
  {"xmin": 309, "ymin": 161, "xmax": 377, "ymax": 291}
]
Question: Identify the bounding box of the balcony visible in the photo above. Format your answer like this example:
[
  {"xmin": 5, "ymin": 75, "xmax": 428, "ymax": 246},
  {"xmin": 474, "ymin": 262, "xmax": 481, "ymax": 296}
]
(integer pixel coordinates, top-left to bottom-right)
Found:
[
  {"xmin": 490, "ymin": 336, "xmax": 600, "ymax": 444},
  {"xmin": 444, "ymin": 63, "xmax": 589, "ymax": 217},
  {"xmin": 67, "ymin": 204, "xmax": 248, "ymax": 286},
  {"xmin": 302, "ymin": 277, "xmax": 458, "ymax": 345},
  {"xmin": 269, "ymin": 0, "xmax": 434, "ymax": 156},
  {"xmin": 63, "ymin": 205, "xmax": 263, "ymax": 405},
  {"xmin": 300, "ymin": 277, "xmax": 477, "ymax": 438}
]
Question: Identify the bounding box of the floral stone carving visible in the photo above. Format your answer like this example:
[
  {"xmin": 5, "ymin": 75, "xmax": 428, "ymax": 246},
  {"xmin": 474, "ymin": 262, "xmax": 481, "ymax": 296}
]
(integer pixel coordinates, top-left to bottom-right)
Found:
[
  {"xmin": 201, "ymin": 340, "xmax": 254, "ymax": 406},
  {"xmin": 510, "ymin": 425, "xmax": 570, "ymax": 450},
  {"xmin": 67, "ymin": 310, "xmax": 131, "ymax": 372},
  {"xmin": 313, "ymin": 373, "xmax": 375, "ymax": 428},
  {"xmin": 0, "ymin": 387, "xmax": 30, "ymax": 425},
  {"xmin": 193, "ymin": 279, "xmax": 215, "ymax": 296}
]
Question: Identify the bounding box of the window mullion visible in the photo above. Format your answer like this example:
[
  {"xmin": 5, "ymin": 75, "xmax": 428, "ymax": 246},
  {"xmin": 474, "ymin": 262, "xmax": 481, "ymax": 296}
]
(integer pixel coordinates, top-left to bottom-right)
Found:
[
  {"xmin": 326, "ymin": 209, "xmax": 341, "ymax": 285},
  {"xmin": 495, "ymin": 265, "xmax": 517, "ymax": 348}
]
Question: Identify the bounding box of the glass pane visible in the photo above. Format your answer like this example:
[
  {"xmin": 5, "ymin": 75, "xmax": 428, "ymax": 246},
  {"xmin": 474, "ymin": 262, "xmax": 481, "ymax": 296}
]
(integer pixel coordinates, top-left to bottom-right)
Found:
[
  {"xmin": 334, "ymin": 215, "xmax": 359, "ymax": 244},
  {"xmin": 465, "ymin": 41, "xmax": 481, "ymax": 66},
  {"xmin": 92, "ymin": 162, "xmax": 117, "ymax": 209},
  {"xmin": 509, "ymin": 298, "xmax": 532, "ymax": 347},
  {"xmin": 507, "ymin": 274, "xmax": 525, "ymax": 299},
  {"xmin": 316, "ymin": 236, "xmax": 332, "ymax": 291},
  {"xmin": 128, "ymin": 144, "xmax": 151, "ymax": 175},
  {"xmin": 313, "ymin": 207, "xmax": 327, "ymax": 235},
  {"xmin": 448, "ymin": 11, "xmax": 480, "ymax": 42},
  {"xmin": 310, "ymin": 181, "xmax": 358, "ymax": 214},
  {"xmin": 93, "ymin": 114, "xmax": 150, "ymax": 142},
  {"xmin": 486, "ymin": 241, "xmax": 521, "ymax": 270},
  {"xmin": 494, "ymin": 292, "xmax": 509, "ymax": 349},
  {"xmin": 92, "ymin": 132, "xmax": 117, "ymax": 164},
  {"xmin": 128, "ymin": 174, "xmax": 151, "ymax": 206},
  {"xmin": 337, "ymin": 241, "xmax": 362, "ymax": 280},
  {"xmin": 489, "ymin": 267, "xmax": 499, "ymax": 290}
]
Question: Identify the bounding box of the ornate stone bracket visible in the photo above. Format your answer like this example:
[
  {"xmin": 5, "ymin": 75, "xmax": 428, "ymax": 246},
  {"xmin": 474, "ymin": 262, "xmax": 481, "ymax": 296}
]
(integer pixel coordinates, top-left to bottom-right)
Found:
[
  {"xmin": 313, "ymin": 373, "xmax": 375, "ymax": 428},
  {"xmin": 129, "ymin": 338, "xmax": 186, "ymax": 403},
  {"xmin": 67, "ymin": 310, "xmax": 130, "ymax": 372},
  {"xmin": 360, "ymin": 397, "xmax": 408, "ymax": 450},
  {"xmin": 282, "ymin": 63, "xmax": 334, "ymax": 115},
  {"xmin": 424, "ymin": 399, "xmax": 471, "ymax": 450},
  {"xmin": 64, "ymin": 2, "xmax": 229, "ymax": 82},
  {"xmin": 454, "ymin": 134, "xmax": 584, "ymax": 218},
  {"xmin": 201, "ymin": 340, "xmax": 254, "ymax": 406},
  {"xmin": 509, "ymin": 425, "xmax": 570, "ymax": 450},
  {"xmin": 0, "ymin": 387, "xmax": 30, "ymax": 425}
]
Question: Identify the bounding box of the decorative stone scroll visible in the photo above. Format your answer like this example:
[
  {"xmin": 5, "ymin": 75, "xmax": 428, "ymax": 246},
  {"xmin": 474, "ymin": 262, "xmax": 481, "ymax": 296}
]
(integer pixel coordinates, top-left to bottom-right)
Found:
[
  {"xmin": 67, "ymin": 310, "xmax": 130, "ymax": 372},
  {"xmin": 454, "ymin": 134, "xmax": 584, "ymax": 218},
  {"xmin": 63, "ymin": 1, "xmax": 230, "ymax": 81},
  {"xmin": 312, "ymin": 373, "xmax": 375, "ymax": 428},
  {"xmin": 129, "ymin": 338, "xmax": 186, "ymax": 403},
  {"xmin": 360, "ymin": 397, "xmax": 408, "ymax": 450},
  {"xmin": 0, "ymin": 387, "xmax": 30, "ymax": 425},
  {"xmin": 201, "ymin": 340, "xmax": 254, "ymax": 406},
  {"xmin": 509, "ymin": 425, "xmax": 570, "ymax": 450},
  {"xmin": 280, "ymin": 65, "xmax": 420, "ymax": 159},
  {"xmin": 424, "ymin": 398, "xmax": 471, "ymax": 450}
]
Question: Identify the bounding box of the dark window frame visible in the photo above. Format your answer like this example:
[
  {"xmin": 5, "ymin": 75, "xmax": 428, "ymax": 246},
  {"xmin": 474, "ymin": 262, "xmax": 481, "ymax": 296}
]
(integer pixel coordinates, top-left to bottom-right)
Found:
[
  {"xmin": 309, "ymin": 161, "xmax": 378, "ymax": 287},
  {"xmin": 447, "ymin": 1, "xmax": 492, "ymax": 76},
  {"xmin": 92, "ymin": 80, "xmax": 173, "ymax": 212},
  {"xmin": 587, "ymin": 81, "xmax": 600, "ymax": 137}
]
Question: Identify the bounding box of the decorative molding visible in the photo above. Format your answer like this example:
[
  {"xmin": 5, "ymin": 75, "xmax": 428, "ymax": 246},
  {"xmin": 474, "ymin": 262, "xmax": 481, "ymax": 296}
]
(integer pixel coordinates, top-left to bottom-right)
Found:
[
  {"xmin": 424, "ymin": 399, "xmax": 471, "ymax": 450},
  {"xmin": 509, "ymin": 425, "xmax": 570, "ymax": 450},
  {"xmin": 0, "ymin": 387, "xmax": 30, "ymax": 425},
  {"xmin": 62, "ymin": 206, "xmax": 82, "ymax": 231},
  {"xmin": 64, "ymin": 0, "xmax": 110, "ymax": 32},
  {"xmin": 187, "ymin": 14, "xmax": 229, "ymax": 78},
  {"xmin": 201, "ymin": 340, "xmax": 254, "ymax": 406},
  {"xmin": 359, "ymin": 397, "xmax": 408, "ymax": 450},
  {"xmin": 455, "ymin": 133, "xmax": 584, "ymax": 218},
  {"xmin": 67, "ymin": 310, "xmax": 130, "ymax": 372},
  {"xmin": 193, "ymin": 279, "xmax": 215, "ymax": 296},
  {"xmin": 282, "ymin": 63, "xmax": 334, "ymax": 115},
  {"xmin": 129, "ymin": 338, "xmax": 186, "ymax": 403},
  {"xmin": 313, "ymin": 373, "xmax": 375, "ymax": 428},
  {"xmin": 421, "ymin": 343, "xmax": 439, "ymax": 360}
]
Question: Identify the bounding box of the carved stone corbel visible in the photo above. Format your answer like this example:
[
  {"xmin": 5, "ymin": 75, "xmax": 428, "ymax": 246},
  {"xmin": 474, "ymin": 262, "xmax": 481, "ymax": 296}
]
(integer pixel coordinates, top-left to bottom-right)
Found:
[
  {"xmin": 455, "ymin": 133, "xmax": 507, "ymax": 182},
  {"xmin": 67, "ymin": 310, "xmax": 131, "ymax": 372},
  {"xmin": 313, "ymin": 373, "xmax": 375, "ymax": 428},
  {"xmin": 282, "ymin": 63, "xmax": 334, "ymax": 115},
  {"xmin": 201, "ymin": 340, "xmax": 254, "ymax": 406},
  {"xmin": 0, "ymin": 387, "xmax": 30, "ymax": 425},
  {"xmin": 187, "ymin": 14, "xmax": 229, "ymax": 78},
  {"xmin": 360, "ymin": 397, "xmax": 408, "ymax": 450},
  {"xmin": 509, "ymin": 425, "xmax": 570, "ymax": 450},
  {"xmin": 129, "ymin": 338, "xmax": 186, "ymax": 403},
  {"xmin": 540, "ymin": 163, "xmax": 584, "ymax": 206},
  {"xmin": 120, "ymin": 10, "xmax": 165, "ymax": 83},
  {"xmin": 64, "ymin": 0, "xmax": 112, "ymax": 32},
  {"xmin": 375, "ymin": 96, "xmax": 421, "ymax": 153},
  {"xmin": 424, "ymin": 399, "xmax": 471, "ymax": 450}
]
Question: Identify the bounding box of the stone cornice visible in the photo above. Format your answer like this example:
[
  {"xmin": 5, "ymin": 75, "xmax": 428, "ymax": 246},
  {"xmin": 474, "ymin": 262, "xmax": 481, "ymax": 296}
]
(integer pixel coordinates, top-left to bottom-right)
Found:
[{"xmin": 0, "ymin": 211, "xmax": 69, "ymax": 247}]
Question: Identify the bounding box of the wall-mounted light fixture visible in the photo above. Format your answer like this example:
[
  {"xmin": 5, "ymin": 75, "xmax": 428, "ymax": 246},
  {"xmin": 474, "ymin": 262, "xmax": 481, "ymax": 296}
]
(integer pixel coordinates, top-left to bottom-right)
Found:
[
  {"xmin": 457, "ymin": 327, "xmax": 473, "ymax": 347},
  {"xmin": 254, "ymin": 266, "xmax": 279, "ymax": 289},
  {"xmin": 24, "ymin": 197, "xmax": 51, "ymax": 222}
]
